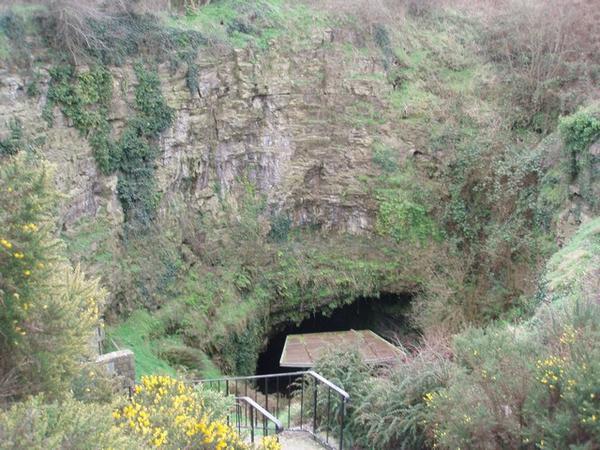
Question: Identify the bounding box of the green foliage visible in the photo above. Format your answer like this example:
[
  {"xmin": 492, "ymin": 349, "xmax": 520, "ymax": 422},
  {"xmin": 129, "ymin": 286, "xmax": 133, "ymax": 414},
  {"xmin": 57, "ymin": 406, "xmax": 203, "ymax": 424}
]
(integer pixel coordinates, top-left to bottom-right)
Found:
[
  {"xmin": 186, "ymin": 59, "xmax": 200, "ymax": 95},
  {"xmin": 132, "ymin": 63, "xmax": 174, "ymax": 137},
  {"xmin": 267, "ymin": 212, "xmax": 292, "ymax": 242},
  {"xmin": 375, "ymin": 165, "xmax": 439, "ymax": 244},
  {"xmin": 0, "ymin": 10, "xmax": 28, "ymax": 64},
  {"xmin": 425, "ymin": 221, "xmax": 600, "ymax": 449},
  {"xmin": 308, "ymin": 349, "xmax": 374, "ymax": 448},
  {"xmin": 170, "ymin": 0, "xmax": 312, "ymax": 50},
  {"xmin": 34, "ymin": 5, "xmax": 205, "ymax": 66},
  {"xmin": 559, "ymin": 106, "xmax": 600, "ymax": 180},
  {"xmin": 46, "ymin": 62, "xmax": 172, "ymax": 224},
  {"xmin": 428, "ymin": 301, "xmax": 600, "ymax": 449},
  {"xmin": 372, "ymin": 142, "xmax": 398, "ymax": 172},
  {"xmin": 373, "ymin": 23, "xmax": 396, "ymax": 69},
  {"xmin": 26, "ymin": 71, "xmax": 42, "ymax": 97},
  {"xmin": 0, "ymin": 118, "xmax": 23, "ymax": 156},
  {"xmin": 376, "ymin": 191, "xmax": 439, "ymax": 244},
  {"xmin": 45, "ymin": 65, "xmax": 117, "ymax": 174},
  {"xmin": 542, "ymin": 218, "xmax": 600, "ymax": 305},
  {"xmin": 0, "ymin": 394, "xmax": 144, "ymax": 450},
  {"xmin": 0, "ymin": 154, "xmax": 105, "ymax": 400},
  {"xmin": 107, "ymin": 310, "xmax": 177, "ymax": 379},
  {"xmin": 116, "ymin": 63, "xmax": 173, "ymax": 224},
  {"xmin": 308, "ymin": 345, "xmax": 451, "ymax": 450},
  {"xmin": 356, "ymin": 353, "xmax": 450, "ymax": 450}
]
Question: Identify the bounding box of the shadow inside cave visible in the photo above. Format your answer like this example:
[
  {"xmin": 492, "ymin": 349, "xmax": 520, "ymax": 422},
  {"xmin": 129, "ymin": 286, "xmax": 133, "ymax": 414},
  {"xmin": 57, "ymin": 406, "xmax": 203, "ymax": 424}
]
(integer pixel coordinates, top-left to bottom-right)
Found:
[{"xmin": 255, "ymin": 292, "xmax": 413, "ymax": 386}]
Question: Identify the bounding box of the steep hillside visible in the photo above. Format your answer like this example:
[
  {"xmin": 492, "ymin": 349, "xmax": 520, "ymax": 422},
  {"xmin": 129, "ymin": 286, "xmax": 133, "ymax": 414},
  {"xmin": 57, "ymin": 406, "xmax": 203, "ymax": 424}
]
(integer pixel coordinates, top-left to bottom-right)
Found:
[{"xmin": 0, "ymin": 0, "xmax": 598, "ymax": 379}]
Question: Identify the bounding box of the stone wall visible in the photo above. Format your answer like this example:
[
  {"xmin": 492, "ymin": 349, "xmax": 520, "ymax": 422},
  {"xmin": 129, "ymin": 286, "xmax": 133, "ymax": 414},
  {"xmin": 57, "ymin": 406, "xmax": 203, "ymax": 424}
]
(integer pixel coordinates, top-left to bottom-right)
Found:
[{"xmin": 96, "ymin": 349, "xmax": 136, "ymax": 390}]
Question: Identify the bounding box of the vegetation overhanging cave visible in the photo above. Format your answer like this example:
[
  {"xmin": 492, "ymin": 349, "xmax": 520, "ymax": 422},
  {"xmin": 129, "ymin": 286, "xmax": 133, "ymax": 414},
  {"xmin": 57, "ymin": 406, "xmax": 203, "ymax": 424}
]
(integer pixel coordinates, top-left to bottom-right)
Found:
[{"xmin": 255, "ymin": 292, "xmax": 413, "ymax": 380}]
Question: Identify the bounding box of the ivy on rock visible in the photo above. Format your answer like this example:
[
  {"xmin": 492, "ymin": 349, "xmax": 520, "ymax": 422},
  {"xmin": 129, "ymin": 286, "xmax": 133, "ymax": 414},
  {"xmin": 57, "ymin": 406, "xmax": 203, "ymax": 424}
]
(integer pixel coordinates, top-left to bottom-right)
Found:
[{"xmin": 45, "ymin": 62, "xmax": 173, "ymax": 226}]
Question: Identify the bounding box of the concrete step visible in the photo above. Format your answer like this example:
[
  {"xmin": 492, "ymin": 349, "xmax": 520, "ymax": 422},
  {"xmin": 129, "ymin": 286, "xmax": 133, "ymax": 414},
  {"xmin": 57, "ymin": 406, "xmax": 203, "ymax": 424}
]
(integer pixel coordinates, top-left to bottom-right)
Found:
[{"xmin": 277, "ymin": 430, "xmax": 328, "ymax": 450}]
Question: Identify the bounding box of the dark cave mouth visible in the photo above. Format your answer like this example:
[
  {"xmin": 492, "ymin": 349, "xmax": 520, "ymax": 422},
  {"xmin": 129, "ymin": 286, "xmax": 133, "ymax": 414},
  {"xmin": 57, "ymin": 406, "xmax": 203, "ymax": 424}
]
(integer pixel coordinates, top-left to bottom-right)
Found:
[{"xmin": 255, "ymin": 292, "xmax": 413, "ymax": 386}]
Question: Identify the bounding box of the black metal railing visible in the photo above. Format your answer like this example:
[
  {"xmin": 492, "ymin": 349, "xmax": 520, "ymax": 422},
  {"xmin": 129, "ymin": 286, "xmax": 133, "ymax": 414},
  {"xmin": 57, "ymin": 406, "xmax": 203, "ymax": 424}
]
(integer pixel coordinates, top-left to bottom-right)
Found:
[
  {"xmin": 234, "ymin": 396, "xmax": 283, "ymax": 443},
  {"xmin": 192, "ymin": 370, "xmax": 350, "ymax": 450}
]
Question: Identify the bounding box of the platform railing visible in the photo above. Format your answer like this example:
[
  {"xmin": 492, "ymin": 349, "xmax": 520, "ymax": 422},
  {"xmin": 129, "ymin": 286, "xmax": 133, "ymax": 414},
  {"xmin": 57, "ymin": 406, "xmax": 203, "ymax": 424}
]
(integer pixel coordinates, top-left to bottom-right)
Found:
[
  {"xmin": 234, "ymin": 396, "xmax": 283, "ymax": 443},
  {"xmin": 192, "ymin": 370, "xmax": 350, "ymax": 450}
]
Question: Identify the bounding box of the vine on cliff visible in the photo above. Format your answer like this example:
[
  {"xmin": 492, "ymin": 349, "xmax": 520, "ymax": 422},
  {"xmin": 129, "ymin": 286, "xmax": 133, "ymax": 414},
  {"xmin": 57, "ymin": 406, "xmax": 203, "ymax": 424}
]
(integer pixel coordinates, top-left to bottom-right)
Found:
[
  {"xmin": 45, "ymin": 63, "xmax": 173, "ymax": 225},
  {"xmin": 117, "ymin": 63, "xmax": 173, "ymax": 225},
  {"xmin": 44, "ymin": 65, "xmax": 118, "ymax": 174}
]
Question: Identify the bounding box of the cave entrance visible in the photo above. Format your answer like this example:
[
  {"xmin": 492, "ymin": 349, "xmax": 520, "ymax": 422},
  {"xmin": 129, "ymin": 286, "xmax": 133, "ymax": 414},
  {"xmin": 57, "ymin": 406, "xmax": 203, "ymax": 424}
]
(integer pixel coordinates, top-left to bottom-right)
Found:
[{"xmin": 255, "ymin": 292, "xmax": 412, "ymax": 389}]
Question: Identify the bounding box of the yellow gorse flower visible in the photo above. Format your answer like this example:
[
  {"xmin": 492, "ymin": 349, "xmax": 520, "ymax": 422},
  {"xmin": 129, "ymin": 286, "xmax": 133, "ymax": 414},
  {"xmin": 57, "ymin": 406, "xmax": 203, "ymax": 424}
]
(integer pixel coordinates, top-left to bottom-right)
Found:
[
  {"xmin": 112, "ymin": 374, "xmax": 279, "ymax": 450},
  {"xmin": 536, "ymin": 355, "xmax": 566, "ymax": 389},
  {"xmin": 21, "ymin": 223, "xmax": 38, "ymax": 233}
]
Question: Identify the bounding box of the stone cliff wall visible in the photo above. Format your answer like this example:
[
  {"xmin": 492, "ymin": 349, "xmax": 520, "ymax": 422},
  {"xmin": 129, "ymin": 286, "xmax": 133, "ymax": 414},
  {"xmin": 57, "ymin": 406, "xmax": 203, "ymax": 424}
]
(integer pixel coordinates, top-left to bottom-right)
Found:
[{"xmin": 0, "ymin": 31, "xmax": 398, "ymax": 236}]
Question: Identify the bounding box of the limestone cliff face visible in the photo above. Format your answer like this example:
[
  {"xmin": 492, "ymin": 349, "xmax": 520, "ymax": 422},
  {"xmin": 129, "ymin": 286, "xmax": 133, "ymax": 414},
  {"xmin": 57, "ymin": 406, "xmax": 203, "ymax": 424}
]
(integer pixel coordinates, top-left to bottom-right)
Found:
[{"xmin": 0, "ymin": 31, "xmax": 396, "ymax": 236}]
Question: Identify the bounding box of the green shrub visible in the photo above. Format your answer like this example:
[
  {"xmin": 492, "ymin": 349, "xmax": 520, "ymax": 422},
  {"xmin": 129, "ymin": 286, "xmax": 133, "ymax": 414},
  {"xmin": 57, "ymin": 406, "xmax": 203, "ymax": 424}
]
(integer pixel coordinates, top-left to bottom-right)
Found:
[
  {"xmin": 132, "ymin": 63, "xmax": 173, "ymax": 137},
  {"xmin": 425, "ymin": 221, "xmax": 600, "ymax": 450},
  {"xmin": 268, "ymin": 212, "xmax": 292, "ymax": 242},
  {"xmin": 372, "ymin": 142, "xmax": 398, "ymax": 172},
  {"xmin": 45, "ymin": 65, "xmax": 117, "ymax": 174},
  {"xmin": 356, "ymin": 346, "xmax": 452, "ymax": 450},
  {"xmin": 0, "ymin": 395, "xmax": 144, "ymax": 450},
  {"xmin": 376, "ymin": 191, "xmax": 439, "ymax": 244},
  {"xmin": 427, "ymin": 326, "xmax": 542, "ymax": 449},
  {"xmin": 45, "ymin": 62, "xmax": 173, "ymax": 224},
  {"xmin": 0, "ymin": 118, "xmax": 23, "ymax": 156},
  {"xmin": 0, "ymin": 154, "xmax": 105, "ymax": 399},
  {"xmin": 307, "ymin": 349, "xmax": 374, "ymax": 448},
  {"xmin": 114, "ymin": 63, "xmax": 173, "ymax": 224},
  {"xmin": 559, "ymin": 106, "xmax": 600, "ymax": 178}
]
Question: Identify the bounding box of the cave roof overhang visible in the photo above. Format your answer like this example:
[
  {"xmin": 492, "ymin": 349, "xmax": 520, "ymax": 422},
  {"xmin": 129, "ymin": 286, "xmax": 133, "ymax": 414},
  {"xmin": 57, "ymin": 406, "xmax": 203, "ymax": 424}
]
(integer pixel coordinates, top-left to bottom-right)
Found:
[{"xmin": 279, "ymin": 329, "xmax": 404, "ymax": 368}]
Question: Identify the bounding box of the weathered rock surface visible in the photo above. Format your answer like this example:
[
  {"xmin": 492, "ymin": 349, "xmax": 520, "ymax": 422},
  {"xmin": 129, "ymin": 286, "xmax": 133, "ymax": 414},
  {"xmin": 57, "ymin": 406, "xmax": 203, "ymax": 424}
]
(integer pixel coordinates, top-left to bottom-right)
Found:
[{"xmin": 0, "ymin": 38, "xmax": 396, "ymax": 235}]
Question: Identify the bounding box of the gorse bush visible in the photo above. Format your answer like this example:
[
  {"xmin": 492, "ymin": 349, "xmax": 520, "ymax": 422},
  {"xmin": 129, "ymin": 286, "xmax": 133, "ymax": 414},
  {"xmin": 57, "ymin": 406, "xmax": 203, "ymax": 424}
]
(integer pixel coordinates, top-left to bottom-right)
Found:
[
  {"xmin": 0, "ymin": 154, "xmax": 105, "ymax": 400},
  {"xmin": 427, "ymin": 300, "xmax": 600, "ymax": 450},
  {"xmin": 314, "ymin": 221, "xmax": 599, "ymax": 450},
  {"xmin": 113, "ymin": 374, "xmax": 281, "ymax": 449},
  {"xmin": 0, "ymin": 394, "xmax": 145, "ymax": 450},
  {"xmin": 424, "ymin": 220, "xmax": 600, "ymax": 450}
]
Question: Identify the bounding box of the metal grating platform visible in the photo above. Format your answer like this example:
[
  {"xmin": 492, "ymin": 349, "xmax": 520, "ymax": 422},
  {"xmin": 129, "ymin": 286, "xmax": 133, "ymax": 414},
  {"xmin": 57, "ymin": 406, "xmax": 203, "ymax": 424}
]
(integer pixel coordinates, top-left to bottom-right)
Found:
[{"xmin": 279, "ymin": 329, "xmax": 404, "ymax": 368}]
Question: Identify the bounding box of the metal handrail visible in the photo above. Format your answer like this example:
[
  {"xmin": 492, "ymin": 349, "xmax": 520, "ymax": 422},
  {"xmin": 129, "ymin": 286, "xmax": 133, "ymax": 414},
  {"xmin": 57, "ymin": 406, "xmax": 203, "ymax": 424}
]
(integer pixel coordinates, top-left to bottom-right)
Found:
[
  {"xmin": 193, "ymin": 370, "xmax": 350, "ymax": 450},
  {"xmin": 235, "ymin": 396, "xmax": 283, "ymax": 443},
  {"xmin": 236, "ymin": 396, "xmax": 283, "ymax": 431},
  {"xmin": 190, "ymin": 370, "xmax": 308, "ymax": 383},
  {"xmin": 306, "ymin": 371, "xmax": 350, "ymax": 399}
]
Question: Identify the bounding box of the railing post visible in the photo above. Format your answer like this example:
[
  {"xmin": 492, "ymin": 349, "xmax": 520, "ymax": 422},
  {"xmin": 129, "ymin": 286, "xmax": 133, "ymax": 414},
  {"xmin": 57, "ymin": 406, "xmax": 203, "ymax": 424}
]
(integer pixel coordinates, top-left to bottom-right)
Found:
[
  {"xmin": 313, "ymin": 380, "xmax": 318, "ymax": 435},
  {"xmin": 300, "ymin": 374, "xmax": 304, "ymax": 429},
  {"xmin": 339, "ymin": 398, "xmax": 345, "ymax": 450},
  {"xmin": 226, "ymin": 380, "xmax": 230, "ymax": 427},
  {"xmin": 250, "ymin": 407, "xmax": 255, "ymax": 443},
  {"xmin": 265, "ymin": 378, "xmax": 269, "ymax": 412},
  {"xmin": 287, "ymin": 375, "xmax": 291, "ymax": 428},
  {"xmin": 326, "ymin": 387, "xmax": 331, "ymax": 443}
]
